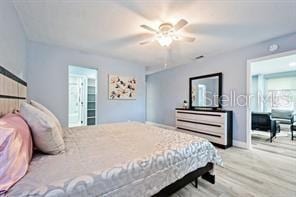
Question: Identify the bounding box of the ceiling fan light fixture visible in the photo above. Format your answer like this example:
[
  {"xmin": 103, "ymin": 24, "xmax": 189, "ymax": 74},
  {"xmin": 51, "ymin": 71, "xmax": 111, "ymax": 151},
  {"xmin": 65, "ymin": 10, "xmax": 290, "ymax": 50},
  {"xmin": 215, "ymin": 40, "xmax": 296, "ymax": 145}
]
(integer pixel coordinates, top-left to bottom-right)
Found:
[
  {"xmin": 157, "ymin": 35, "xmax": 173, "ymax": 47},
  {"xmin": 140, "ymin": 19, "xmax": 194, "ymax": 47}
]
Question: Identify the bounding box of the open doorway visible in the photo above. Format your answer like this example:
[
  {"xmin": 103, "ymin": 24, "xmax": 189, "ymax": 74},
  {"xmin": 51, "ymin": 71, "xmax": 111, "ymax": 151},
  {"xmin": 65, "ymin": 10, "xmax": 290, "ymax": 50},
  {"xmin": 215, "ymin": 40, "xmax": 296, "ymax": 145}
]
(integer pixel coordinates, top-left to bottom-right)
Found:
[
  {"xmin": 247, "ymin": 51, "xmax": 296, "ymax": 153},
  {"xmin": 68, "ymin": 65, "xmax": 97, "ymax": 127}
]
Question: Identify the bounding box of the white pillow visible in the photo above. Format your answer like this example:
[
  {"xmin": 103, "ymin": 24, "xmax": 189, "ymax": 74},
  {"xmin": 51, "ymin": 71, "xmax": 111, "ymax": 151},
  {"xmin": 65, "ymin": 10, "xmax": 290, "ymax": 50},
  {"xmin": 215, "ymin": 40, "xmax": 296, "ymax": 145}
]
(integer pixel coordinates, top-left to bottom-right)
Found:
[
  {"xmin": 30, "ymin": 100, "xmax": 64, "ymax": 137},
  {"xmin": 20, "ymin": 102, "xmax": 65, "ymax": 155}
]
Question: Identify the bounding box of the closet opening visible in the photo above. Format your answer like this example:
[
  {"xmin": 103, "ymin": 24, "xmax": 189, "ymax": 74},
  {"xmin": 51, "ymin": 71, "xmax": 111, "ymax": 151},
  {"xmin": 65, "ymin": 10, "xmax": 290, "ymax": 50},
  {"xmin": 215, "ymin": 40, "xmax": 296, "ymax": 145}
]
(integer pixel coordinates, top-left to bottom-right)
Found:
[{"xmin": 68, "ymin": 65, "xmax": 97, "ymax": 127}]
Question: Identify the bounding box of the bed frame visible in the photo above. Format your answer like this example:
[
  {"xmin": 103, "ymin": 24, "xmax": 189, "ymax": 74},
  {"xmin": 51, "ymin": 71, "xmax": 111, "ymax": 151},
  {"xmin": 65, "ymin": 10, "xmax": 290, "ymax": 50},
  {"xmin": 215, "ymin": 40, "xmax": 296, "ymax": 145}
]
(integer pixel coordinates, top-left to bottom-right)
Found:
[
  {"xmin": 0, "ymin": 65, "xmax": 27, "ymax": 116},
  {"xmin": 0, "ymin": 65, "xmax": 215, "ymax": 196},
  {"xmin": 153, "ymin": 162, "xmax": 215, "ymax": 196}
]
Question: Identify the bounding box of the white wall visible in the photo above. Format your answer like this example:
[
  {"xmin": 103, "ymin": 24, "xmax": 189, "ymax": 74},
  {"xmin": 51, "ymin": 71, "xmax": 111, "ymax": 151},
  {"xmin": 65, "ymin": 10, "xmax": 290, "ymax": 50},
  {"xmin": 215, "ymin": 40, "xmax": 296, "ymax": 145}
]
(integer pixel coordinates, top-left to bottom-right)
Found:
[
  {"xmin": 0, "ymin": 0, "xmax": 27, "ymax": 79},
  {"xmin": 27, "ymin": 41, "xmax": 146, "ymax": 126},
  {"xmin": 147, "ymin": 33, "xmax": 296, "ymax": 143}
]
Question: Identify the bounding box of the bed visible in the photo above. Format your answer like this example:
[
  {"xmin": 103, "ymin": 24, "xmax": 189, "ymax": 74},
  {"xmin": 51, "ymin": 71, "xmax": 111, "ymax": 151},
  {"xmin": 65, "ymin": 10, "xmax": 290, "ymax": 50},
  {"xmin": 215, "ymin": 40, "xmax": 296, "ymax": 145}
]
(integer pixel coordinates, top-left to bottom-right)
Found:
[{"xmin": 0, "ymin": 65, "xmax": 222, "ymax": 197}]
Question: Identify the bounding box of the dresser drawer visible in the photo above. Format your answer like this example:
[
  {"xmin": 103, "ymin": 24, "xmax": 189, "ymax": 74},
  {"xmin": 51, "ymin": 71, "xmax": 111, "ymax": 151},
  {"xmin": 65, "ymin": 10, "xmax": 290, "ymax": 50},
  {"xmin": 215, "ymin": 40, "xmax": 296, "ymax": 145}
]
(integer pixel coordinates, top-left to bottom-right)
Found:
[
  {"xmin": 176, "ymin": 111, "xmax": 225, "ymax": 124},
  {"xmin": 176, "ymin": 127, "xmax": 226, "ymax": 145},
  {"xmin": 176, "ymin": 119, "xmax": 225, "ymax": 134}
]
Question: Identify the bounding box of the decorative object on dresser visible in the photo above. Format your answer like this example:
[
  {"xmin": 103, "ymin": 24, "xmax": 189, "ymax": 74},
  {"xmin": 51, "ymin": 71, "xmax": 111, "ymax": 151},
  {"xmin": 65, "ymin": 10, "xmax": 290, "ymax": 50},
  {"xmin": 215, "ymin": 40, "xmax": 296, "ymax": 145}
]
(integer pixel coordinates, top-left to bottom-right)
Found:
[
  {"xmin": 175, "ymin": 108, "xmax": 233, "ymax": 149},
  {"xmin": 183, "ymin": 100, "xmax": 188, "ymax": 109}
]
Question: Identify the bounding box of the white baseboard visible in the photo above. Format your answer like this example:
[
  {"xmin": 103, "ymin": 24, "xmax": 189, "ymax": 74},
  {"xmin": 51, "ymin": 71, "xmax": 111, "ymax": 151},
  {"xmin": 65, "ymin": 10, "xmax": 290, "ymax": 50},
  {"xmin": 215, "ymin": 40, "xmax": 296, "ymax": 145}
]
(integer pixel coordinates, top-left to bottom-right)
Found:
[
  {"xmin": 233, "ymin": 140, "xmax": 248, "ymax": 149},
  {"xmin": 145, "ymin": 121, "xmax": 176, "ymax": 130},
  {"xmin": 146, "ymin": 121, "xmax": 249, "ymax": 149}
]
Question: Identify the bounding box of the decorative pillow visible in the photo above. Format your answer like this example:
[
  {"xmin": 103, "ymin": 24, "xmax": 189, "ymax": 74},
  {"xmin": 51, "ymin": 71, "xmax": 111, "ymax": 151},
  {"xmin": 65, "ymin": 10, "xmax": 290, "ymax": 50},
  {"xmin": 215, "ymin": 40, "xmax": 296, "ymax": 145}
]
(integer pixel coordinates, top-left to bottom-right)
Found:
[
  {"xmin": 30, "ymin": 100, "xmax": 64, "ymax": 137},
  {"xmin": 20, "ymin": 102, "xmax": 65, "ymax": 155},
  {"xmin": 0, "ymin": 113, "xmax": 33, "ymax": 194}
]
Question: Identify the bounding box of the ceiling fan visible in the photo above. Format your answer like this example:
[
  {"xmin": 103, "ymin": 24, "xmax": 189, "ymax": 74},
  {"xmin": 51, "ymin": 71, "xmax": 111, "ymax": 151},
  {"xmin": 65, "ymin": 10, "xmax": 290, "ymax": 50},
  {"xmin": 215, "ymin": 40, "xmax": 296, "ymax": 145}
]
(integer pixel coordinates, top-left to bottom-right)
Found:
[{"xmin": 140, "ymin": 19, "xmax": 195, "ymax": 47}]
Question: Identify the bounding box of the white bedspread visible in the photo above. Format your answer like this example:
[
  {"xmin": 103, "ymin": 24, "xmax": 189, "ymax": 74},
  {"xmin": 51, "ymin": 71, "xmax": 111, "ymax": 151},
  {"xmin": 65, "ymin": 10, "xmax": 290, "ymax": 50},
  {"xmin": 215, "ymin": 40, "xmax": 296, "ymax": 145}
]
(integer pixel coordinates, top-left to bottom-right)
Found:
[{"xmin": 7, "ymin": 122, "xmax": 222, "ymax": 197}]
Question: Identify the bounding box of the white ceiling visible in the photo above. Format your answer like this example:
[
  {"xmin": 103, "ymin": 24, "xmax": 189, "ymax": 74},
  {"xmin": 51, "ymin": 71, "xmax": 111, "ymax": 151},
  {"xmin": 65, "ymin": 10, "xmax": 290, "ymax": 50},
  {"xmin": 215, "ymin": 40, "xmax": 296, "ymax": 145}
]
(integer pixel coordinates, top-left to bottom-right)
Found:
[
  {"xmin": 13, "ymin": 0, "xmax": 296, "ymax": 73},
  {"xmin": 251, "ymin": 53, "xmax": 296, "ymax": 75}
]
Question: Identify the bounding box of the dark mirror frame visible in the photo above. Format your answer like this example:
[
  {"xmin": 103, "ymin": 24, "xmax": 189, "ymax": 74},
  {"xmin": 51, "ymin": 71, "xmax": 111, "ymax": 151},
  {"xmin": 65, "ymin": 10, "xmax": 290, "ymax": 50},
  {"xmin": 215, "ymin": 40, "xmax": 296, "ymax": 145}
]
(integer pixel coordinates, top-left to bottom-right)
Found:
[{"xmin": 189, "ymin": 72, "xmax": 223, "ymax": 110}]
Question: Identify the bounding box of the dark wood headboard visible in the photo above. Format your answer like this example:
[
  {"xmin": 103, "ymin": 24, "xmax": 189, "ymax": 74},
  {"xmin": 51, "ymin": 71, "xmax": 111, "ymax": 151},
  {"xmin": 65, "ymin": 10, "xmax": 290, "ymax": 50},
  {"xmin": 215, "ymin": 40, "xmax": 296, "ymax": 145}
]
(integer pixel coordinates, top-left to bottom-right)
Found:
[{"xmin": 0, "ymin": 65, "xmax": 27, "ymax": 116}]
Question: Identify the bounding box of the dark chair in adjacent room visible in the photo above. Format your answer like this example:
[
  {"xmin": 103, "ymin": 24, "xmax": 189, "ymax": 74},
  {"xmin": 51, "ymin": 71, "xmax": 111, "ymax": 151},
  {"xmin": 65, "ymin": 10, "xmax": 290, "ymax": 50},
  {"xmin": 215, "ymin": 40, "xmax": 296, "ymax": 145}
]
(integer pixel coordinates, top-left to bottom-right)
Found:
[{"xmin": 252, "ymin": 112, "xmax": 279, "ymax": 142}]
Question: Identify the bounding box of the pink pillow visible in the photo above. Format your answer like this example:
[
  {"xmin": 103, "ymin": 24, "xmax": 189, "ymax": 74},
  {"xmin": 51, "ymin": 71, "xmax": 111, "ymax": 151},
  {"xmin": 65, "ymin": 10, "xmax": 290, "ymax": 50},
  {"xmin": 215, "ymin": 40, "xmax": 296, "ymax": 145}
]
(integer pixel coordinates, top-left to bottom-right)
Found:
[{"xmin": 0, "ymin": 113, "xmax": 33, "ymax": 194}]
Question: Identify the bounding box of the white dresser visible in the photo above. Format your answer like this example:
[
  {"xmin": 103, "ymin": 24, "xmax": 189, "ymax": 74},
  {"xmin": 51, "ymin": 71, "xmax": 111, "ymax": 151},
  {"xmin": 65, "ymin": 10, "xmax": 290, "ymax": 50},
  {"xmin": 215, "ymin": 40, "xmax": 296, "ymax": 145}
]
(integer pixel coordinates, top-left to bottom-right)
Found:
[{"xmin": 175, "ymin": 108, "xmax": 233, "ymax": 148}]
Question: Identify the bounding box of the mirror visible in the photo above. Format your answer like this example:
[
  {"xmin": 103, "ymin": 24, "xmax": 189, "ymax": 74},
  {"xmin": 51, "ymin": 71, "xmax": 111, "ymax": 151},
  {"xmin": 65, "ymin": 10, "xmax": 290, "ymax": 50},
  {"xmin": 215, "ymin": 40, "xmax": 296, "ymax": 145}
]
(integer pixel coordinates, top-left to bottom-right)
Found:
[{"xmin": 189, "ymin": 73, "xmax": 222, "ymax": 109}]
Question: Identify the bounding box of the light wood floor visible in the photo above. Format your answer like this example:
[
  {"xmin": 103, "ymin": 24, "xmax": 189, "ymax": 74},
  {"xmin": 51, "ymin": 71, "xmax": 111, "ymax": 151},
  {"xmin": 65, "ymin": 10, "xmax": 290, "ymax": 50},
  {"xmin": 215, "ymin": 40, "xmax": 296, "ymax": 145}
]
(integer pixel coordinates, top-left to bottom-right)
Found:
[
  {"xmin": 173, "ymin": 135, "xmax": 296, "ymax": 197},
  {"xmin": 252, "ymin": 132, "xmax": 296, "ymax": 159}
]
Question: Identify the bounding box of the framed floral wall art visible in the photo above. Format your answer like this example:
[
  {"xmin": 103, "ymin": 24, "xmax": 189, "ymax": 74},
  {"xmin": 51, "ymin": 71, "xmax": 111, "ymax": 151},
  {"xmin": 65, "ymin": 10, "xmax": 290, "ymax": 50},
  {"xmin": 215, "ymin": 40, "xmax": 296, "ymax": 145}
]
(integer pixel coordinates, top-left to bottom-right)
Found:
[{"xmin": 109, "ymin": 75, "xmax": 136, "ymax": 100}]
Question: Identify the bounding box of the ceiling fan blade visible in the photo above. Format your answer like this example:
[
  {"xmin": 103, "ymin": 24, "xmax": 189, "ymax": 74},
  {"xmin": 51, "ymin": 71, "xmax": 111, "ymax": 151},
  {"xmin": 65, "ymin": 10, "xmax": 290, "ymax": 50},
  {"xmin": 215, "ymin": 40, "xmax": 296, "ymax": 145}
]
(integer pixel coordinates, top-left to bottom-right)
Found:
[
  {"xmin": 140, "ymin": 25, "xmax": 158, "ymax": 33},
  {"xmin": 174, "ymin": 19, "xmax": 188, "ymax": 31},
  {"xmin": 139, "ymin": 40, "xmax": 154, "ymax": 45},
  {"xmin": 180, "ymin": 36, "xmax": 195, "ymax": 42}
]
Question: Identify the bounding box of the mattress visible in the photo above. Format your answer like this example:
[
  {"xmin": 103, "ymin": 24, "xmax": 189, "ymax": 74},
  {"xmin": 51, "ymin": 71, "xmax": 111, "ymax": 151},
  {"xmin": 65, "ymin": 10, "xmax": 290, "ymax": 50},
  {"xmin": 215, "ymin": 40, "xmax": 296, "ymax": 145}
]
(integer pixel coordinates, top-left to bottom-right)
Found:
[{"xmin": 7, "ymin": 122, "xmax": 222, "ymax": 197}]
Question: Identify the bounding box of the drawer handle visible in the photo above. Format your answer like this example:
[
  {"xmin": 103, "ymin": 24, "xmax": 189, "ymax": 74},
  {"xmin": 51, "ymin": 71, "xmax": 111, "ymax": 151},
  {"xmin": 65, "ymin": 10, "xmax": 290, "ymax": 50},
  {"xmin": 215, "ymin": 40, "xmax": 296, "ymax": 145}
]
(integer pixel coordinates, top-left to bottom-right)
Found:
[
  {"xmin": 177, "ymin": 127, "xmax": 221, "ymax": 138},
  {"xmin": 177, "ymin": 119, "xmax": 221, "ymax": 127},
  {"xmin": 177, "ymin": 111, "xmax": 221, "ymax": 117}
]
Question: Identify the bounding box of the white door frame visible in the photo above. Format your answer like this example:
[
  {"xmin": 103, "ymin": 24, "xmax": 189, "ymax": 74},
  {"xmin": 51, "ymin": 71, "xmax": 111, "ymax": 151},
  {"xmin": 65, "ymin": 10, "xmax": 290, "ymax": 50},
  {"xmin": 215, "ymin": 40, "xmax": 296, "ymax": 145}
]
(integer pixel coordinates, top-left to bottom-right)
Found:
[{"xmin": 246, "ymin": 49, "xmax": 296, "ymax": 149}]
